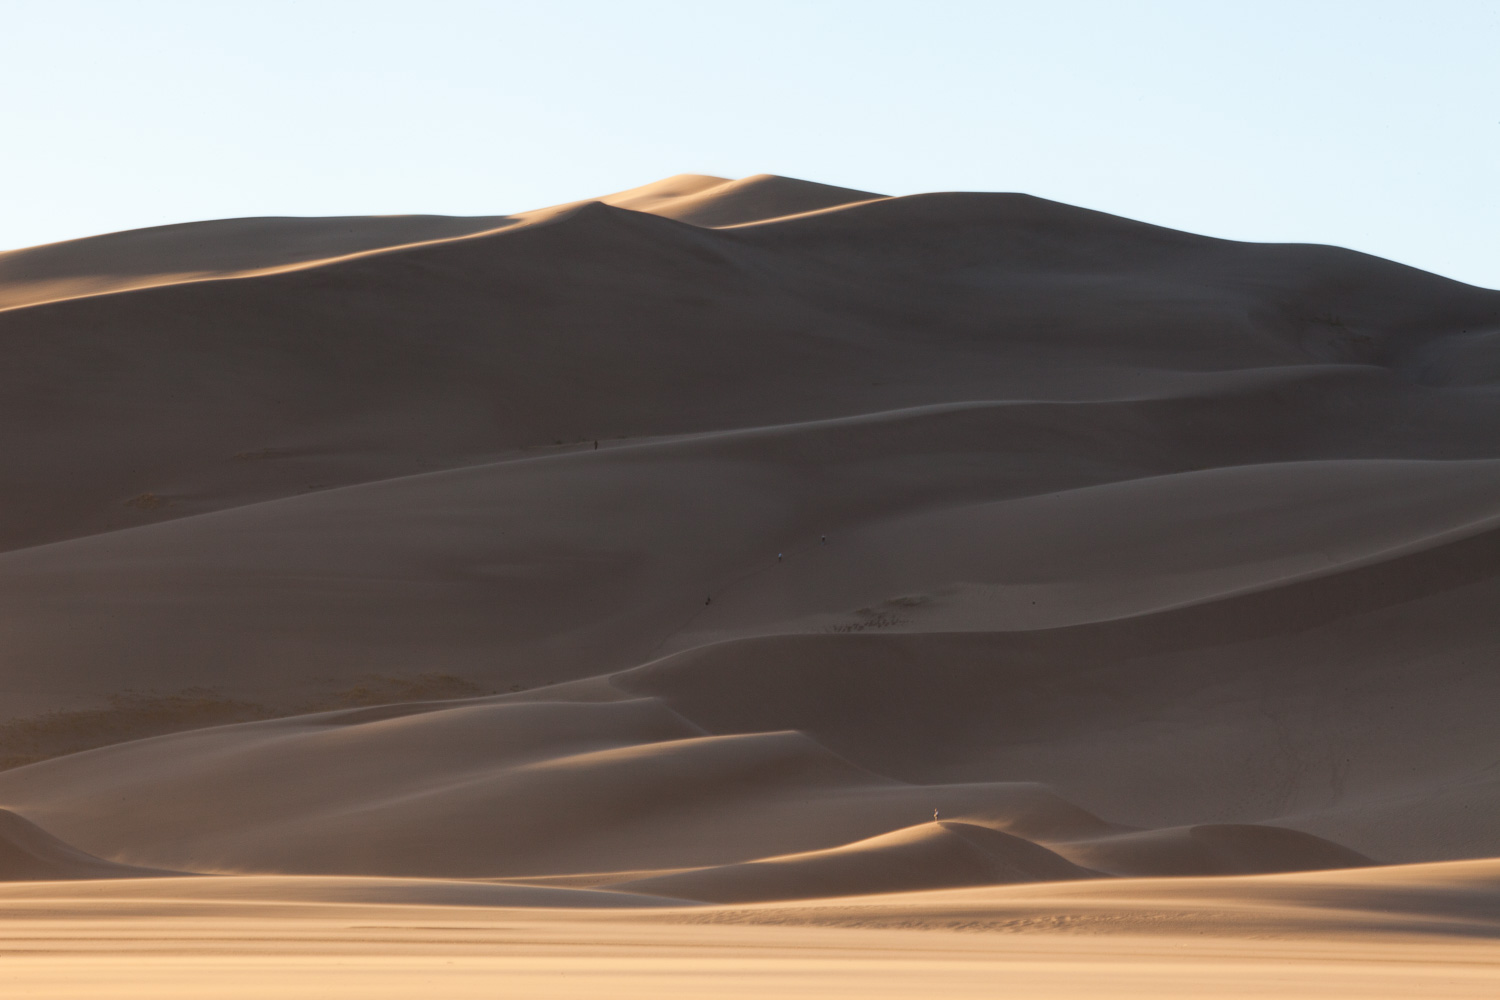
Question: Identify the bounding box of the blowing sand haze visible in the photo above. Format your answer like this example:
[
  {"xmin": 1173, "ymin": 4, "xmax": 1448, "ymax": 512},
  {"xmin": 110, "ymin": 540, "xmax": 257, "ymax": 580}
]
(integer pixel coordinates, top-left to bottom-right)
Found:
[{"xmin": 1, "ymin": 172, "xmax": 1499, "ymax": 996}]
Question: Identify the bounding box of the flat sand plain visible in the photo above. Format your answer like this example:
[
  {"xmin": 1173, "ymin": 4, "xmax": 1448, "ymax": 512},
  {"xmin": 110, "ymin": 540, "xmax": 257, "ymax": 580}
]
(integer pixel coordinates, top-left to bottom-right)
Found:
[{"xmin": 2, "ymin": 866, "xmax": 1499, "ymax": 998}]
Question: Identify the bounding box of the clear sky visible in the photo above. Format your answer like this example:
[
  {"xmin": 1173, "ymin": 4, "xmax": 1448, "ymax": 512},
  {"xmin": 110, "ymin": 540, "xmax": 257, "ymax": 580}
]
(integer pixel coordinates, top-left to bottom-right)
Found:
[{"xmin": 3, "ymin": 0, "xmax": 1496, "ymax": 287}]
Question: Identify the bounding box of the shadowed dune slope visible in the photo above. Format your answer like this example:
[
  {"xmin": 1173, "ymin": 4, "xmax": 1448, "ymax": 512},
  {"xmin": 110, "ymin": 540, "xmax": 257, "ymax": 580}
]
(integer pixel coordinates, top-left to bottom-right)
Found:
[
  {"xmin": 0, "ymin": 694, "xmax": 1089, "ymax": 878},
  {"xmin": 0, "ymin": 691, "xmax": 1371, "ymax": 888},
  {"xmin": 3, "ymin": 395, "xmax": 1500, "ymax": 717},
  {"xmin": 0, "ymin": 809, "xmax": 177, "ymax": 881},
  {"xmin": 0, "ymin": 184, "xmax": 1493, "ymax": 554},
  {"xmin": 1052, "ymin": 825, "xmax": 1374, "ymax": 878},
  {"xmin": 0, "ymin": 174, "xmax": 1498, "ymax": 902},
  {"xmin": 0, "ymin": 172, "xmax": 880, "ymax": 311},
  {"xmin": 614, "ymin": 535, "xmax": 1500, "ymax": 863},
  {"xmin": 0, "ymin": 214, "xmax": 516, "ymax": 310}
]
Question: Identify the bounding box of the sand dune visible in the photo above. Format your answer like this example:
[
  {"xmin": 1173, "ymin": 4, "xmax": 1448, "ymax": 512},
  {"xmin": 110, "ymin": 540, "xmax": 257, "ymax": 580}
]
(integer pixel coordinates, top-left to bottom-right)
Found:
[
  {"xmin": 0, "ymin": 214, "xmax": 515, "ymax": 310},
  {"xmin": 0, "ymin": 683, "xmax": 1392, "ymax": 884},
  {"xmin": 595, "ymin": 173, "xmax": 885, "ymax": 227},
  {"xmin": 0, "ymin": 694, "xmax": 1121, "ymax": 878},
  {"xmin": 1, "ymin": 174, "xmax": 1499, "ymax": 992},
  {"xmin": 4, "ymin": 398, "xmax": 1499, "ymax": 718},
  {"xmin": 0, "ymin": 182, "xmax": 1491, "ymax": 557},
  {"xmin": 1051, "ymin": 824, "xmax": 1373, "ymax": 878},
  {"xmin": 0, "ymin": 808, "xmax": 177, "ymax": 881},
  {"xmin": 615, "ymin": 821, "xmax": 1095, "ymax": 902},
  {"xmin": 0, "ymin": 173, "xmax": 877, "ymax": 313}
]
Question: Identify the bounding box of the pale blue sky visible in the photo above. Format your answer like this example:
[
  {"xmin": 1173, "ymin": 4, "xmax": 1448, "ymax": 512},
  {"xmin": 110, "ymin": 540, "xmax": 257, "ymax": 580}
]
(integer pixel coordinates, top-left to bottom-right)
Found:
[{"xmin": 3, "ymin": 1, "xmax": 1496, "ymax": 286}]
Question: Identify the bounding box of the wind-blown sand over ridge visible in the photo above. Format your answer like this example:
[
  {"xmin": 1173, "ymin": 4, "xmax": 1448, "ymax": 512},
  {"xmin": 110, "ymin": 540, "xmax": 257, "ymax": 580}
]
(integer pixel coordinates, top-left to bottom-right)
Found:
[{"xmin": 0, "ymin": 172, "xmax": 882, "ymax": 312}]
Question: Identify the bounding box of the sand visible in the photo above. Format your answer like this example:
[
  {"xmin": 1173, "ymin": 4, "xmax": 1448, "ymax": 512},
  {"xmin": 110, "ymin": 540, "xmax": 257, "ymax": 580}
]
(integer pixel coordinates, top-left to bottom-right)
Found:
[
  {"xmin": 1, "ymin": 867, "xmax": 1498, "ymax": 997},
  {"xmin": 0, "ymin": 173, "xmax": 1497, "ymax": 994}
]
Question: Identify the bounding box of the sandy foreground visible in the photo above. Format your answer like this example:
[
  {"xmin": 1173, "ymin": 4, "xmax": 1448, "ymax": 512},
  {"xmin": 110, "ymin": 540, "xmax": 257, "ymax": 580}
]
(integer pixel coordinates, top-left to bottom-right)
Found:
[
  {"xmin": 2, "ymin": 174, "xmax": 1500, "ymax": 995},
  {"xmin": 2, "ymin": 865, "xmax": 1499, "ymax": 999}
]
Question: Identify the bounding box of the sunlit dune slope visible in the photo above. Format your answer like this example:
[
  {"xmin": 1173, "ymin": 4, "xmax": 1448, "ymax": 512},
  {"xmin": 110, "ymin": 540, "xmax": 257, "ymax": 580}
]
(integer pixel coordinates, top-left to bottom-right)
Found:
[
  {"xmin": 0, "ymin": 172, "xmax": 879, "ymax": 312},
  {"xmin": 614, "ymin": 821, "xmax": 1097, "ymax": 902},
  {"xmin": 595, "ymin": 172, "xmax": 885, "ymax": 226},
  {"xmin": 0, "ymin": 689, "xmax": 1378, "ymax": 886}
]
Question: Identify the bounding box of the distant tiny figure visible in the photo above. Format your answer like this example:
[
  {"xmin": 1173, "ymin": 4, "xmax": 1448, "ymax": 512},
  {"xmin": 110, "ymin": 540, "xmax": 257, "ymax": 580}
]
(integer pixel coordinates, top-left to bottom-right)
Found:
[
  {"xmin": 934, "ymin": 808, "xmax": 940, "ymax": 822},
  {"xmin": 820, "ymin": 535, "xmax": 827, "ymax": 544},
  {"xmin": 777, "ymin": 552, "xmax": 783, "ymax": 563},
  {"xmin": 593, "ymin": 440, "xmax": 598, "ymax": 450},
  {"xmin": 705, "ymin": 595, "xmax": 711, "ymax": 605}
]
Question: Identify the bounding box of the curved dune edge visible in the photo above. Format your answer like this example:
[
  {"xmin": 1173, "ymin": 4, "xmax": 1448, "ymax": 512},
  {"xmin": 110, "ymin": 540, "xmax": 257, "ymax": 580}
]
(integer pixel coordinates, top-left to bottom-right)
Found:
[
  {"xmin": 0, "ymin": 173, "xmax": 884, "ymax": 312},
  {"xmin": 0, "ymin": 214, "xmax": 516, "ymax": 312},
  {"xmin": 612, "ymin": 821, "xmax": 1097, "ymax": 902},
  {"xmin": 0, "ymin": 685, "xmax": 1377, "ymax": 896},
  {"xmin": 0, "ymin": 809, "xmax": 180, "ymax": 881},
  {"xmin": 0, "ymin": 171, "xmax": 1492, "ymax": 562},
  {"xmin": 593, "ymin": 172, "xmax": 887, "ymax": 228}
]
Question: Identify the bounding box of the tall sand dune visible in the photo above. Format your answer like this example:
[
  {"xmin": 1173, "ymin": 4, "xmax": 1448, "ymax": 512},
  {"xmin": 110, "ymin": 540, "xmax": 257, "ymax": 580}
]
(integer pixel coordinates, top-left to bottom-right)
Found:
[{"xmin": 0, "ymin": 175, "xmax": 1498, "ymax": 926}]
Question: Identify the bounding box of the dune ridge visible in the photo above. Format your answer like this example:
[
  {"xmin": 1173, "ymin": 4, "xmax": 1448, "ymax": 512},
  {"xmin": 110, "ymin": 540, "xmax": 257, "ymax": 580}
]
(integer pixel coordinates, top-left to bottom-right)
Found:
[
  {"xmin": 0, "ymin": 173, "xmax": 881, "ymax": 313},
  {"xmin": 613, "ymin": 821, "xmax": 1098, "ymax": 902}
]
